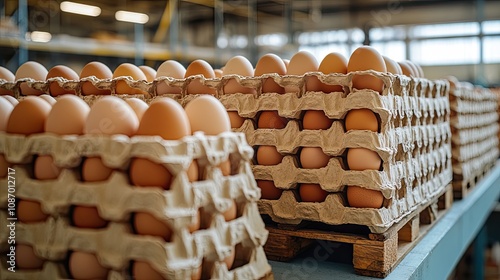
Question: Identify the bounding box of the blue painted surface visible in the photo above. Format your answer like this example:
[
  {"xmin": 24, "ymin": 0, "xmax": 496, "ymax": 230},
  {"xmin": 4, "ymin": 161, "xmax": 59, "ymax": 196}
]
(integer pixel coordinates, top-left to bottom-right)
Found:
[{"xmin": 269, "ymin": 161, "xmax": 500, "ymax": 280}]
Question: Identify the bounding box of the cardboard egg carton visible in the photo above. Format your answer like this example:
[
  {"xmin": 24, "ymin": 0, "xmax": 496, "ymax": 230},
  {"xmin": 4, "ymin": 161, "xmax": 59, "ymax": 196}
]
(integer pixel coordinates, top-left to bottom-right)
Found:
[{"xmin": 0, "ymin": 131, "xmax": 272, "ymax": 280}]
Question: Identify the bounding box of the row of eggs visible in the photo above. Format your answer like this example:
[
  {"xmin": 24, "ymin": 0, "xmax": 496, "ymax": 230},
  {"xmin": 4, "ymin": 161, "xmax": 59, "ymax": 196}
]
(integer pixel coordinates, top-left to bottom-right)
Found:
[
  {"xmin": 0, "ymin": 46, "xmax": 424, "ymax": 97},
  {"xmin": 1, "ymin": 94, "xmax": 238, "ymax": 279}
]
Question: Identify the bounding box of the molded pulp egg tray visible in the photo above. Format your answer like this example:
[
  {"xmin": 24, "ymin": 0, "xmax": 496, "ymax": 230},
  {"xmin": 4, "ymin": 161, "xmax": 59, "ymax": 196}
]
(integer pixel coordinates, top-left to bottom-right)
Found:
[
  {"xmin": 0, "ymin": 70, "xmax": 452, "ymax": 235},
  {"xmin": 0, "ymin": 130, "xmax": 271, "ymax": 279}
]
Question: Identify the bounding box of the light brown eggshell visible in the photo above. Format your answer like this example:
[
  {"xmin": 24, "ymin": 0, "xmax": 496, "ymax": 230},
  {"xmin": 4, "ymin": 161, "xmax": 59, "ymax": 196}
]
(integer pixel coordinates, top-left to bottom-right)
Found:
[
  {"xmin": 34, "ymin": 155, "xmax": 61, "ymax": 180},
  {"xmin": 84, "ymin": 96, "xmax": 139, "ymax": 136},
  {"xmin": 223, "ymin": 200, "xmax": 237, "ymax": 221},
  {"xmin": 257, "ymin": 111, "xmax": 288, "ymax": 129},
  {"xmin": 133, "ymin": 212, "xmax": 172, "ymax": 241},
  {"xmin": 82, "ymin": 157, "xmax": 113, "ymax": 182},
  {"xmin": 15, "ymin": 61, "xmax": 48, "ymax": 95},
  {"xmin": 137, "ymin": 97, "xmax": 190, "ymax": 140},
  {"xmin": 139, "ymin": 65, "xmax": 157, "ymax": 82},
  {"xmin": 132, "ymin": 261, "xmax": 166, "ymax": 280},
  {"xmin": 300, "ymin": 147, "xmax": 330, "ymax": 169},
  {"xmin": 17, "ymin": 199, "xmax": 49, "ymax": 223},
  {"xmin": 346, "ymin": 148, "xmax": 382, "ymax": 171},
  {"xmin": 382, "ymin": 56, "xmax": 403, "ymax": 75},
  {"xmin": 398, "ymin": 61, "xmax": 416, "ymax": 77},
  {"xmin": 125, "ymin": 98, "xmax": 148, "ymax": 121},
  {"xmin": 2, "ymin": 95, "xmax": 18, "ymax": 106},
  {"xmin": 80, "ymin": 61, "xmax": 113, "ymax": 95},
  {"xmin": 344, "ymin": 109, "xmax": 379, "ymax": 132},
  {"xmin": 156, "ymin": 60, "xmax": 186, "ymax": 94},
  {"xmin": 412, "ymin": 61, "xmax": 425, "ymax": 78},
  {"xmin": 256, "ymin": 145, "xmax": 283, "ymax": 165},
  {"xmin": 318, "ymin": 52, "xmax": 347, "ymax": 93},
  {"xmin": 185, "ymin": 95, "xmax": 231, "ymax": 135},
  {"xmin": 222, "ymin": 56, "xmax": 255, "ymax": 94},
  {"xmin": 347, "ymin": 185, "xmax": 384, "ymax": 208},
  {"xmin": 254, "ymin": 53, "xmax": 286, "ymax": 94},
  {"xmin": 6, "ymin": 96, "xmax": 51, "ymax": 135},
  {"xmin": 0, "ymin": 66, "xmax": 15, "ymax": 95},
  {"xmin": 46, "ymin": 65, "xmax": 79, "ymax": 96},
  {"xmin": 130, "ymin": 158, "xmax": 172, "ymax": 189},
  {"xmin": 286, "ymin": 51, "xmax": 321, "ymax": 92},
  {"xmin": 405, "ymin": 61, "xmax": 420, "ymax": 78},
  {"xmin": 0, "ymin": 96, "xmax": 14, "ymax": 131},
  {"xmin": 224, "ymin": 248, "xmax": 236, "ymax": 270},
  {"xmin": 302, "ymin": 110, "xmax": 333, "ymax": 130},
  {"xmin": 185, "ymin": 59, "xmax": 216, "ymax": 94},
  {"xmin": 45, "ymin": 94, "xmax": 90, "ymax": 135},
  {"xmin": 16, "ymin": 244, "xmax": 45, "ymax": 269},
  {"xmin": 299, "ymin": 183, "xmax": 328, "ymax": 202},
  {"xmin": 72, "ymin": 205, "xmax": 108, "ymax": 228},
  {"xmin": 113, "ymin": 63, "xmax": 148, "ymax": 95},
  {"xmin": 347, "ymin": 46, "xmax": 386, "ymax": 93},
  {"xmin": 257, "ymin": 180, "xmax": 283, "ymax": 200},
  {"xmin": 69, "ymin": 252, "xmax": 109, "ymax": 279},
  {"xmin": 38, "ymin": 94, "xmax": 57, "ymax": 105},
  {"xmin": 228, "ymin": 111, "xmax": 245, "ymax": 129},
  {"xmin": 214, "ymin": 69, "xmax": 223, "ymax": 78}
]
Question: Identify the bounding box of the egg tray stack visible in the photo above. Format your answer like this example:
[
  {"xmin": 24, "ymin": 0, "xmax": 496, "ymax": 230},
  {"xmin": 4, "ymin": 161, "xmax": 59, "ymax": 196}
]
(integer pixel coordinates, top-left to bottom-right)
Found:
[
  {"xmin": 450, "ymin": 83, "xmax": 499, "ymax": 199},
  {"xmin": 0, "ymin": 131, "xmax": 272, "ymax": 280}
]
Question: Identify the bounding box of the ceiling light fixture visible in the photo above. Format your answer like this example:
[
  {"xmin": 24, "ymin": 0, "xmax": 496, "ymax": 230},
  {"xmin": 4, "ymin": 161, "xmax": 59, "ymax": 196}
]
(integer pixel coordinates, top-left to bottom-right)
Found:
[
  {"xmin": 60, "ymin": 1, "xmax": 101, "ymax": 17},
  {"xmin": 115, "ymin": 11, "xmax": 149, "ymax": 24},
  {"xmin": 29, "ymin": 31, "xmax": 52, "ymax": 43}
]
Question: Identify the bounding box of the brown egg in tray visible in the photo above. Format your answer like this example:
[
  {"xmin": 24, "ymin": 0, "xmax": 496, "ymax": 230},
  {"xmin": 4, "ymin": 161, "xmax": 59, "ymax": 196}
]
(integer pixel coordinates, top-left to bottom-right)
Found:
[{"xmin": 0, "ymin": 126, "xmax": 271, "ymax": 278}]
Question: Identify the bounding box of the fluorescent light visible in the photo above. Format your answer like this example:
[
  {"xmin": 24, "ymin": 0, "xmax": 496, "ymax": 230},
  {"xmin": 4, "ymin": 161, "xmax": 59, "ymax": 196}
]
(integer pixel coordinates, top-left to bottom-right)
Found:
[
  {"xmin": 29, "ymin": 31, "xmax": 52, "ymax": 43},
  {"xmin": 60, "ymin": 1, "xmax": 101, "ymax": 17},
  {"xmin": 115, "ymin": 11, "xmax": 149, "ymax": 24}
]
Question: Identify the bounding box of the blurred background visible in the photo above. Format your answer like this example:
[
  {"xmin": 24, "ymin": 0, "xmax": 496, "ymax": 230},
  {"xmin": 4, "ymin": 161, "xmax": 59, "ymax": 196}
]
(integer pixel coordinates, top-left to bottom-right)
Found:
[{"xmin": 0, "ymin": 0, "xmax": 499, "ymax": 86}]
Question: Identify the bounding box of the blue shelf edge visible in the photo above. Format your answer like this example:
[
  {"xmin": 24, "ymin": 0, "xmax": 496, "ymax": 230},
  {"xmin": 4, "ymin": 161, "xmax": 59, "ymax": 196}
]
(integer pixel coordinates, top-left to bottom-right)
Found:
[{"xmin": 269, "ymin": 161, "xmax": 500, "ymax": 280}]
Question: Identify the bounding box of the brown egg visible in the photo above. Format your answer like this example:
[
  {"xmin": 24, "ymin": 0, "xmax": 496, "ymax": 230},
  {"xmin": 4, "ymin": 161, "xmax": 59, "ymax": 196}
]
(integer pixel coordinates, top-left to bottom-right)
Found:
[
  {"xmin": 257, "ymin": 180, "xmax": 283, "ymax": 200},
  {"xmin": 133, "ymin": 212, "xmax": 172, "ymax": 241},
  {"xmin": 82, "ymin": 157, "xmax": 114, "ymax": 182},
  {"xmin": 15, "ymin": 61, "xmax": 48, "ymax": 95},
  {"xmin": 347, "ymin": 185, "xmax": 384, "ymax": 208},
  {"xmin": 130, "ymin": 97, "xmax": 196, "ymax": 188},
  {"xmin": 344, "ymin": 109, "xmax": 379, "ymax": 132},
  {"xmin": 45, "ymin": 94, "xmax": 90, "ymax": 135},
  {"xmin": 222, "ymin": 56, "xmax": 255, "ymax": 94},
  {"xmin": 187, "ymin": 210, "xmax": 201, "ymax": 233},
  {"xmin": 38, "ymin": 94, "xmax": 57, "ymax": 105},
  {"xmin": 132, "ymin": 261, "xmax": 166, "ymax": 280},
  {"xmin": 34, "ymin": 155, "xmax": 61, "ymax": 180},
  {"xmin": 318, "ymin": 52, "xmax": 347, "ymax": 93},
  {"xmin": 282, "ymin": 59, "xmax": 290, "ymax": 69},
  {"xmin": 80, "ymin": 61, "xmax": 113, "ymax": 95},
  {"xmin": 72, "ymin": 206, "xmax": 108, "ymax": 228},
  {"xmin": 404, "ymin": 61, "xmax": 420, "ymax": 78},
  {"xmin": 347, "ymin": 46, "xmax": 386, "ymax": 93},
  {"xmin": 113, "ymin": 63, "xmax": 148, "ymax": 95},
  {"xmin": 398, "ymin": 61, "xmax": 416, "ymax": 77},
  {"xmin": 0, "ymin": 96, "xmax": 15, "ymax": 132},
  {"xmin": 69, "ymin": 252, "xmax": 109, "ymax": 279},
  {"xmin": 84, "ymin": 96, "xmax": 139, "ymax": 136},
  {"xmin": 223, "ymin": 200, "xmax": 237, "ymax": 222},
  {"xmin": 382, "ymin": 56, "xmax": 402, "ymax": 75},
  {"xmin": 302, "ymin": 110, "xmax": 333, "ymax": 130},
  {"xmin": 185, "ymin": 59, "xmax": 216, "ymax": 94},
  {"xmin": 214, "ymin": 69, "xmax": 223, "ymax": 78},
  {"xmin": 409, "ymin": 61, "xmax": 424, "ymax": 77},
  {"xmin": 224, "ymin": 248, "xmax": 236, "ymax": 270},
  {"xmin": 228, "ymin": 111, "xmax": 245, "ymax": 129},
  {"xmin": 156, "ymin": 60, "xmax": 186, "ymax": 94},
  {"xmin": 299, "ymin": 184, "xmax": 328, "ymax": 202},
  {"xmin": 2, "ymin": 95, "xmax": 18, "ymax": 106},
  {"xmin": 125, "ymin": 98, "xmax": 148, "ymax": 121},
  {"xmin": 0, "ymin": 66, "xmax": 15, "ymax": 96},
  {"xmin": 257, "ymin": 111, "xmax": 288, "ymax": 129},
  {"xmin": 46, "ymin": 65, "xmax": 79, "ymax": 96},
  {"xmin": 346, "ymin": 148, "xmax": 382, "ymax": 171},
  {"xmin": 16, "ymin": 244, "xmax": 45, "ymax": 269},
  {"xmin": 300, "ymin": 147, "xmax": 330, "ymax": 169},
  {"xmin": 286, "ymin": 51, "xmax": 321, "ymax": 93},
  {"xmin": 6, "ymin": 97, "xmax": 51, "ymax": 135},
  {"xmin": 17, "ymin": 199, "xmax": 49, "ymax": 223},
  {"xmin": 256, "ymin": 146, "xmax": 283, "ymax": 165},
  {"xmin": 139, "ymin": 65, "xmax": 157, "ymax": 82},
  {"xmin": 254, "ymin": 53, "xmax": 286, "ymax": 94}
]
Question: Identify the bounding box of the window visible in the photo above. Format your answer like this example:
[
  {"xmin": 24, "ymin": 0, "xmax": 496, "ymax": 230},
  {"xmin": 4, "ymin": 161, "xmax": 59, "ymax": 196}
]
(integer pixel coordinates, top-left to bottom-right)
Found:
[
  {"xmin": 410, "ymin": 37, "xmax": 480, "ymax": 65},
  {"xmin": 483, "ymin": 36, "xmax": 500, "ymax": 63},
  {"xmin": 371, "ymin": 41, "xmax": 406, "ymax": 61},
  {"xmin": 410, "ymin": 22, "xmax": 480, "ymax": 38},
  {"xmin": 482, "ymin": 20, "xmax": 500, "ymax": 35}
]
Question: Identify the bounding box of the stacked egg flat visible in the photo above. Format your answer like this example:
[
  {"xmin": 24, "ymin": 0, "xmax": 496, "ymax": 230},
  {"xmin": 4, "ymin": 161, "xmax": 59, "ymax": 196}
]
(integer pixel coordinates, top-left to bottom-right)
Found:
[
  {"xmin": 0, "ymin": 93, "xmax": 271, "ymax": 279},
  {"xmin": 448, "ymin": 79, "xmax": 499, "ymax": 198}
]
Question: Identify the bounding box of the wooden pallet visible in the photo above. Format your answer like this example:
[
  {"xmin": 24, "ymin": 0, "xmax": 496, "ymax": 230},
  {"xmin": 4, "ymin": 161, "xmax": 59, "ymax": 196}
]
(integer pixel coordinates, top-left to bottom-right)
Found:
[
  {"xmin": 263, "ymin": 184, "xmax": 453, "ymax": 278},
  {"xmin": 453, "ymin": 163, "xmax": 495, "ymax": 199}
]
